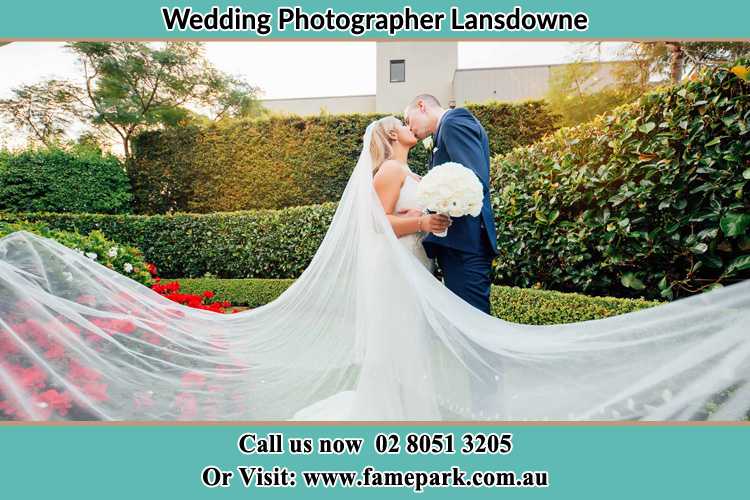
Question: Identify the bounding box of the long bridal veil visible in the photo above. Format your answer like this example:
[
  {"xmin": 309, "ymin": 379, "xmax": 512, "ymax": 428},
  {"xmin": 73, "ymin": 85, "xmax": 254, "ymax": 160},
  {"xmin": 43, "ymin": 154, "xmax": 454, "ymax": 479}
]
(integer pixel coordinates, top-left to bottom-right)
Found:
[{"xmin": 1, "ymin": 122, "xmax": 749, "ymax": 421}]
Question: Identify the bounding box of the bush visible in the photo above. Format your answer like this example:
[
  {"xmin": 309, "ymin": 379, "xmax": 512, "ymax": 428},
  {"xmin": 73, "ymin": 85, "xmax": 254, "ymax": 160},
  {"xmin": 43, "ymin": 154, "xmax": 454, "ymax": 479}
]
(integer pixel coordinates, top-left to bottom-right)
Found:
[
  {"xmin": 163, "ymin": 277, "xmax": 661, "ymax": 325},
  {"xmin": 0, "ymin": 221, "xmax": 153, "ymax": 286},
  {"xmin": 0, "ymin": 204, "xmax": 337, "ymax": 279},
  {"xmin": 0, "ymin": 146, "xmax": 132, "ymax": 214},
  {"xmin": 491, "ymin": 61, "xmax": 750, "ymax": 300},
  {"xmin": 128, "ymin": 101, "xmax": 559, "ymax": 213}
]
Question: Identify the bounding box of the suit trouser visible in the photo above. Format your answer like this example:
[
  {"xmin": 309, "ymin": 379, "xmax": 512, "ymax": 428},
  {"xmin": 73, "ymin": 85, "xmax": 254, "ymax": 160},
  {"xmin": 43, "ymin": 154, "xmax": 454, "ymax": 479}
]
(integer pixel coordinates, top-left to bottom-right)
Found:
[{"xmin": 434, "ymin": 245, "xmax": 502, "ymax": 417}]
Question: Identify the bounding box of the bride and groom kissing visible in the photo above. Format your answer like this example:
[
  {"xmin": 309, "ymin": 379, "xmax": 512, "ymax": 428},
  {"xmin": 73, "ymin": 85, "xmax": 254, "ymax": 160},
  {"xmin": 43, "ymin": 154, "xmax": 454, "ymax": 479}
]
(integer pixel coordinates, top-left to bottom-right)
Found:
[{"xmin": 372, "ymin": 93, "xmax": 498, "ymax": 315}]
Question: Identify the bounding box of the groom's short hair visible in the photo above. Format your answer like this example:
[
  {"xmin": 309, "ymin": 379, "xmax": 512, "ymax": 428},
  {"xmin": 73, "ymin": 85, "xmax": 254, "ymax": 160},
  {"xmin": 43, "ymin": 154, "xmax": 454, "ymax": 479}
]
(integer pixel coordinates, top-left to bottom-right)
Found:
[{"xmin": 406, "ymin": 94, "xmax": 442, "ymax": 112}]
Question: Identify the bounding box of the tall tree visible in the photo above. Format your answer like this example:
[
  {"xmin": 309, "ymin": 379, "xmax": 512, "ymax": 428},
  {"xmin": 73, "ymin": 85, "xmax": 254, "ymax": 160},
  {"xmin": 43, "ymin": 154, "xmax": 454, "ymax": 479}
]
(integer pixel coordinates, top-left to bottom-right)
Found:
[
  {"xmin": 64, "ymin": 42, "xmax": 263, "ymax": 157},
  {"xmin": 0, "ymin": 42, "xmax": 263, "ymax": 157}
]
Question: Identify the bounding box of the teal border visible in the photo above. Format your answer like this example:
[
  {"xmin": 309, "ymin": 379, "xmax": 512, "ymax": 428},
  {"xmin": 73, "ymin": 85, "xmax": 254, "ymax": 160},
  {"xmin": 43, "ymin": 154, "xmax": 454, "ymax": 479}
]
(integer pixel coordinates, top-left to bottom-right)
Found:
[
  {"xmin": 2, "ymin": 1, "xmax": 749, "ymax": 40},
  {"xmin": 1, "ymin": 424, "xmax": 748, "ymax": 498}
]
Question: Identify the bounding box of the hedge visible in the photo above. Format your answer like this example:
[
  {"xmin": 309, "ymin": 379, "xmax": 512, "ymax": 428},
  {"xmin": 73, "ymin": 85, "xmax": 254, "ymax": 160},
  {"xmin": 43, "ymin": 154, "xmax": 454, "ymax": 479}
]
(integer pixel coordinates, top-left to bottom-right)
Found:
[
  {"xmin": 164, "ymin": 278, "xmax": 661, "ymax": 325},
  {"xmin": 3, "ymin": 64, "xmax": 747, "ymax": 299},
  {"xmin": 0, "ymin": 204, "xmax": 337, "ymax": 279},
  {"xmin": 0, "ymin": 147, "xmax": 132, "ymax": 214},
  {"xmin": 127, "ymin": 101, "xmax": 559, "ymax": 213},
  {"xmin": 491, "ymin": 61, "xmax": 750, "ymax": 300}
]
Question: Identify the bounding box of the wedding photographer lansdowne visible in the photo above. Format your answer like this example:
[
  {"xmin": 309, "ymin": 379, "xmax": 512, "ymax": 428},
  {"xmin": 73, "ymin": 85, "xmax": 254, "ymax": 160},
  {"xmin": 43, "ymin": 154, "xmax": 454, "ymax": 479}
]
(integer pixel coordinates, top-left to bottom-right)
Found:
[{"xmin": 160, "ymin": 6, "xmax": 590, "ymax": 36}]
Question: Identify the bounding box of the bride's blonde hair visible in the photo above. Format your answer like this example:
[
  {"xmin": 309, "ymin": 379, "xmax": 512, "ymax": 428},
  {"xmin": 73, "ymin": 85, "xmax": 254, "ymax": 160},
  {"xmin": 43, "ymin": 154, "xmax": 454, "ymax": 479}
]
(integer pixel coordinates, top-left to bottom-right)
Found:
[{"xmin": 369, "ymin": 116, "xmax": 401, "ymax": 174}]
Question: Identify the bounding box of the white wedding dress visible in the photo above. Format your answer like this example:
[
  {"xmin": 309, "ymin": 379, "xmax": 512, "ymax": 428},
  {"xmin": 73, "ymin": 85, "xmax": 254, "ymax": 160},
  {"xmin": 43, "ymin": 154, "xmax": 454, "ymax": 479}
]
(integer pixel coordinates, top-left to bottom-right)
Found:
[
  {"xmin": 1, "ymin": 121, "xmax": 749, "ymax": 421},
  {"xmin": 292, "ymin": 167, "xmax": 436, "ymax": 420}
]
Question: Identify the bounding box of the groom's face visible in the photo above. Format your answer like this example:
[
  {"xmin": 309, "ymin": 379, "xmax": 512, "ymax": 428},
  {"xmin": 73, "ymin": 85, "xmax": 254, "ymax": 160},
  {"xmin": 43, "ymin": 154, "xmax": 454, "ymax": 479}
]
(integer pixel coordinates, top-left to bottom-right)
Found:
[{"xmin": 404, "ymin": 105, "xmax": 433, "ymax": 140}]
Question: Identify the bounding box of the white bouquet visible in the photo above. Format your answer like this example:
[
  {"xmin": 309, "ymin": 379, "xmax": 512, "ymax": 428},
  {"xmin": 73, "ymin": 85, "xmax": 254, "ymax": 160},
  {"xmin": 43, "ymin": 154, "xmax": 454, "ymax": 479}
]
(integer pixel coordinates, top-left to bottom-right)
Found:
[{"xmin": 415, "ymin": 162, "xmax": 483, "ymax": 237}]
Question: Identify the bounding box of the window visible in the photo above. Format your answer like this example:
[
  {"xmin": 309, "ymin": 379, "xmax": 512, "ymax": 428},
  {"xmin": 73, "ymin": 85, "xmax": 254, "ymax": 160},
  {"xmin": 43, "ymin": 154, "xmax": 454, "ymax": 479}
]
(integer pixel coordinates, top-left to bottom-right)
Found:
[{"xmin": 390, "ymin": 59, "xmax": 405, "ymax": 83}]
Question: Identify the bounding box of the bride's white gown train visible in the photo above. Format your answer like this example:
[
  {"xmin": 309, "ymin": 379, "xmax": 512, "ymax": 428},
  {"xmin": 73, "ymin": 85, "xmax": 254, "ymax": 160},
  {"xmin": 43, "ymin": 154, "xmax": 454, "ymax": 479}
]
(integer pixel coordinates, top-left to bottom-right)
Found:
[
  {"xmin": 293, "ymin": 169, "xmax": 437, "ymax": 420},
  {"xmin": 1, "ymin": 122, "xmax": 749, "ymax": 421}
]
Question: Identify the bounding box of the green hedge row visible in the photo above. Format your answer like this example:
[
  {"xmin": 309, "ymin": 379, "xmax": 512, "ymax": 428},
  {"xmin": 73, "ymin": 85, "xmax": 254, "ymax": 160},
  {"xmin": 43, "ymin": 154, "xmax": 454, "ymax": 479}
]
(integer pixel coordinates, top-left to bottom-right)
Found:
[
  {"xmin": 0, "ymin": 147, "xmax": 132, "ymax": 214},
  {"xmin": 165, "ymin": 278, "xmax": 661, "ymax": 325},
  {"xmin": 491, "ymin": 61, "xmax": 750, "ymax": 300},
  {"xmin": 128, "ymin": 101, "xmax": 559, "ymax": 213},
  {"xmin": 0, "ymin": 204, "xmax": 337, "ymax": 279}
]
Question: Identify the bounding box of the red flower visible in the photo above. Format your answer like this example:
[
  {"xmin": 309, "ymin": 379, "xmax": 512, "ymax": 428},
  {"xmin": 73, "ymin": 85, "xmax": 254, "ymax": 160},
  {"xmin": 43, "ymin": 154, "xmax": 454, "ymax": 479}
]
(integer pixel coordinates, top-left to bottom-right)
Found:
[
  {"xmin": 82, "ymin": 381, "xmax": 108, "ymax": 402},
  {"xmin": 142, "ymin": 332, "xmax": 162, "ymax": 345},
  {"xmin": 181, "ymin": 371, "xmax": 206, "ymax": 388},
  {"xmin": 43, "ymin": 342, "xmax": 66, "ymax": 361},
  {"xmin": 68, "ymin": 360, "xmax": 102, "ymax": 383},
  {"xmin": 37, "ymin": 389, "xmax": 73, "ymax": 416},
  {"xmin": 113, "ymin": 319, "xmax": 136, "ymax": 334},
  {"xmin": 147, "ymin": 263, "xmax": 158, "ymax": 277},
  {"xmin": 76, "ymin": 295, "xmax": 97, "ymax": 306},
  {"xmin": 203, "ymin": 290, "xmax": 215, "ymax": 299}
]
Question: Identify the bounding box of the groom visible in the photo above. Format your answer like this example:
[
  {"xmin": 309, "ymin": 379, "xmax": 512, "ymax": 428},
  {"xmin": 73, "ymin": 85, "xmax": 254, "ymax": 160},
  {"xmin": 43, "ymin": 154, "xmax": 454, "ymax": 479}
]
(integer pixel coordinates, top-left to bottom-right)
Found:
[
  {"xmin": 404, "ymin": 94, "xmax": 499, "ymax": 314},
  {"xmin": 405, "ymin": 94, "xmax": 502, "ymax": 417}
]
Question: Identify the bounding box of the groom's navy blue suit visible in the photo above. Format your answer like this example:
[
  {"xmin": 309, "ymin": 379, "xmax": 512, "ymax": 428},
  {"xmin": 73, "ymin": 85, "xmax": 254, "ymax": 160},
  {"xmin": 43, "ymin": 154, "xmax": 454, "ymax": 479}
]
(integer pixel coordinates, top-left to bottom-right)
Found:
[
  {"xmin": 422, "ymin": 107, "xmax": 498, "ymax": 314},
  {"xmin": 422, "ymin": 107, "xmax": 502, "ymax": 417}
]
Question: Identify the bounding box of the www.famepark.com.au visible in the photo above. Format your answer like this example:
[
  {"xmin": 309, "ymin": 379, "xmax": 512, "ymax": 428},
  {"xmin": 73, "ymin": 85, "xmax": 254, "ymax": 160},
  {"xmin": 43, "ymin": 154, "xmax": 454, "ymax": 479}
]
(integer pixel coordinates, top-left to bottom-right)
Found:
[{"xmin": 220, "ymin": 464, "xmax": 550, "ymax": 492}]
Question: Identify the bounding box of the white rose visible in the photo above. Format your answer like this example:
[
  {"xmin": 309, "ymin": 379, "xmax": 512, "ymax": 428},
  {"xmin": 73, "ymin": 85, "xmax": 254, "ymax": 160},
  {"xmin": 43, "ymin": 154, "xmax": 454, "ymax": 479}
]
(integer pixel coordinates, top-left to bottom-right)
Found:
[
  {"xmin": 85, "ymin": 252, "xmax": 98, "ymax": 260},
  {"xmin": 422, "ymin": 136, "xmax": 434, "ymax": 151},
  {"xmin": 123, "ymin": 263, "xmax": 133, "ymax": 273},
  {"xmin": 107, "ymin": 246, "xmax": 118, "ymax": 258}
]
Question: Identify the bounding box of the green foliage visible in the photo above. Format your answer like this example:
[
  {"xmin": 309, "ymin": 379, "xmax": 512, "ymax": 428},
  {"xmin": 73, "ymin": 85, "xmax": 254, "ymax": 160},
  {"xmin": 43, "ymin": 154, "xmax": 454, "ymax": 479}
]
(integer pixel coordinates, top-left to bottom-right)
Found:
[
  {"xmin": 492, "ymin": 61, "xmax": 750, "ymax": 300},
  {"xmin": 0, "ymin": 147, "xmax": 133, "ymax": 214},
  {"xmin": 128, "ymin": 101, "xmax": 559, "ymax": 213},
  {"xmin": 164, "ymin": 277, "xmax": 661, "ymax": 325},
  {"xmin": 0, "ymin": 204, "xmax": 337, "ymax": 279},
  {"xmin": 0, "ymin": 221, "xmax": 153, "ymax": 286}
]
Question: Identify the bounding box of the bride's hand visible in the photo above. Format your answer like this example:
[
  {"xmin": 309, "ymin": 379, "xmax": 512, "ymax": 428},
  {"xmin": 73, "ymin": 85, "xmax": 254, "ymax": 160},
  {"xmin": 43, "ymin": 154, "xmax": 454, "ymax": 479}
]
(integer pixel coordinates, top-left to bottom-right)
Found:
[
  {"xmin": 397, "ymin": 208, "xmax": 424, "ymax": 218},
  {"xmin": 420, "ymin": 214, "xmax": 451, "ymax": 233}
]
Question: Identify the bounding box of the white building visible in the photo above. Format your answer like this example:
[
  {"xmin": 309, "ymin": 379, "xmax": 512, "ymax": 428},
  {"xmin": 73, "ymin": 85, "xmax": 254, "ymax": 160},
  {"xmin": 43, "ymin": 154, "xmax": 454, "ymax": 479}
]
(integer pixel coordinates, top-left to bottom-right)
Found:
[{"xmin": 261, "ymin": 41, "xmax": 619, "ymax": 116}]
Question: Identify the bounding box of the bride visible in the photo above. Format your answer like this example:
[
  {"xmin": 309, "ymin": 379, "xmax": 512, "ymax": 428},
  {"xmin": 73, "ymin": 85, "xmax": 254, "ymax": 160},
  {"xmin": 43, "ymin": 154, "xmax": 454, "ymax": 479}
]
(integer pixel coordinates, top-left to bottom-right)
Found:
[{"xmin": 1, "ymin": 117, "xmax": 749, "ymax": 421}]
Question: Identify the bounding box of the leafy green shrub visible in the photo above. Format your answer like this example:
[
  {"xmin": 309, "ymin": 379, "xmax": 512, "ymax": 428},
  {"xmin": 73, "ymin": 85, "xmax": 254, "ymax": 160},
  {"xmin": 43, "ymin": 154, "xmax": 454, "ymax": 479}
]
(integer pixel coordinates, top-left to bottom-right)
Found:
[
  {"xmin": 0, "ymin": 204, "xmax": 337, "ymax": 279},
  {"xmin": 0, "ymin": 146, "xmax": 132, "ymax": 214},
  {"xmin": 128, "ymin": 101, "xmax": 559, "ymax": 213},
  {"xmin": 0, "ymin": 221, "xmax": 153, "ymax": 286},
  {"xmin": 163, "ymin": 277, "xmax": 661, "ymax": 325},
  {"xmin": 491, "ymin": 61, "xmax": 750, "ymax": 300}
]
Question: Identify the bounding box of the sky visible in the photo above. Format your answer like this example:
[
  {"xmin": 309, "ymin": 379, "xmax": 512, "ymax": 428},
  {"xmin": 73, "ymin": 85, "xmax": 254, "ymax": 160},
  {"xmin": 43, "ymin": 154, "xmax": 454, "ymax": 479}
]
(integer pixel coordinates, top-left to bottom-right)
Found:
[{"xmin": 0, "ymin": 41, "xmax": 627, "ymax": 100}]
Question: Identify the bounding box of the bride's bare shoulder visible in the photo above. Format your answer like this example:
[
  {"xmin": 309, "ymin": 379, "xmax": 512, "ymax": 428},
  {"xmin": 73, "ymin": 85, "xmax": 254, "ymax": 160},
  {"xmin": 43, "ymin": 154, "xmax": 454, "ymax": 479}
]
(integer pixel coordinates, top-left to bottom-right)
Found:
[{"xmin": 373, "ymin": 160, "xmax": 407, "ymax": 186}]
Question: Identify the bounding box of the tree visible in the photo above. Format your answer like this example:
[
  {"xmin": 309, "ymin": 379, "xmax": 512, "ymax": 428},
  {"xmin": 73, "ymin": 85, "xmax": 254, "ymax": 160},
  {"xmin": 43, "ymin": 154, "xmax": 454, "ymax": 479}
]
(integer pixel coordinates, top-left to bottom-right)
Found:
[
  {"xmin": 0, "ymin": 80, "xmax": 83, "ymax": 147},
  {"xmin": 65, "ymin": 42, "xmax": 265, "ymax": 157},
  {"xmin": 545, "ymin": 61, "xmax": 646, "ymax": 126},
  {"xmin": 619, "ymin": 42, "xmax": 750, "ymax": 84},
  {"xmin": 0, "ymin": 42, "xmax": 264, "ymax": 157}
]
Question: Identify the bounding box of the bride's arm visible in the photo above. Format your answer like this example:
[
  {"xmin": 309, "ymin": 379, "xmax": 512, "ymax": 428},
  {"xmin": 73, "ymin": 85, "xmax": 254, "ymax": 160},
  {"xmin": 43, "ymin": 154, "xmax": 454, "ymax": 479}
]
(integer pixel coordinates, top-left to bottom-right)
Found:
[
  {"xmin": 373, "ymin": 161, "xmax": 450, "ymax": 237},
  {"xmin": 373, "ymin": 161, "xmax": 423, "ymax": 237}
]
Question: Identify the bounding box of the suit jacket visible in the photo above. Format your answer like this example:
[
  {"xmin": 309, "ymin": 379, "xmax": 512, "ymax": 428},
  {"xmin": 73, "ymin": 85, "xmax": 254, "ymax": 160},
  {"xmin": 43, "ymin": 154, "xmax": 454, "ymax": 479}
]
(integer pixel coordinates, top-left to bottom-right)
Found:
[{"xmin": 422, "ymin": 107, "xmax": 499, "ymax": 258}]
